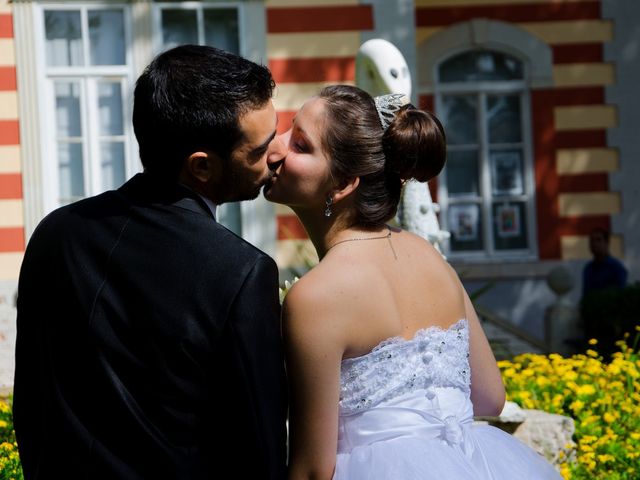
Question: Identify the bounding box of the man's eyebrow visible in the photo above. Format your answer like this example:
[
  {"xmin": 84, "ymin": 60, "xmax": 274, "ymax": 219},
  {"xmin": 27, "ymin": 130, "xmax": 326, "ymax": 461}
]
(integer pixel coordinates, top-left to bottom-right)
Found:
[{"xmin": 251, "ymin": 130, "xmax": 277, "ymax": 154}]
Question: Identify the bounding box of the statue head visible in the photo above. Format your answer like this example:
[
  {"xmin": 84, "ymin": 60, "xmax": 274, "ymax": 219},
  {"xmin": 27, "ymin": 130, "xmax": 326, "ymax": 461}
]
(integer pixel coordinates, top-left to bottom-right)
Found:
[{"xmin": 356, "ymin": 39, "xmax": 412, "ymax": 98}]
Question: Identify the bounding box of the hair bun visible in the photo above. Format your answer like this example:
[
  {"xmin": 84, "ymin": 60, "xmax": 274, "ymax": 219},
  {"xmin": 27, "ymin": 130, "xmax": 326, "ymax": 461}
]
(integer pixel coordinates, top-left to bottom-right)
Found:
[{"xmin": 382, "ymin": 106, "xmax": 446, "ymax": 183}]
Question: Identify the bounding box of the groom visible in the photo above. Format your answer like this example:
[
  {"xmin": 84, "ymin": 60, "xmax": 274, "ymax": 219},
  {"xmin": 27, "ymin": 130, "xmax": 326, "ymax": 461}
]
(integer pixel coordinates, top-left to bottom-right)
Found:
[{"xmin": 14, "ymin": 45, "xmax": 288, "ymax": 479}]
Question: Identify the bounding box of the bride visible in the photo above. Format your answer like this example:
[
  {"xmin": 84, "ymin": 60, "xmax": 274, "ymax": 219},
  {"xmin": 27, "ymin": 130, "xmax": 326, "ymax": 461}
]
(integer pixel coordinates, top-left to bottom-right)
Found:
[{"xmin": 264, "ymin": 85, "xmax": 561, "ymax": 479}]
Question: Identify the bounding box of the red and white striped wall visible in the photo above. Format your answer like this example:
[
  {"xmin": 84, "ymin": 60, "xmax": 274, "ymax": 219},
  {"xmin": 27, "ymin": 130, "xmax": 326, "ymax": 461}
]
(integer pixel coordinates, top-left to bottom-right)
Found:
[{"xmin": 0, "ymin": 0, "xmax": 23, "ymax": 286}]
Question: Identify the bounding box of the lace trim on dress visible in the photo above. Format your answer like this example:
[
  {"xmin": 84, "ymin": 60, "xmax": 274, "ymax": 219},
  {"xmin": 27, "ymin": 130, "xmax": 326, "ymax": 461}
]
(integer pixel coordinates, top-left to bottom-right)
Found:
[{"xmin": 339, "ymin": 319, "xmax": 471, "ymax": 415}]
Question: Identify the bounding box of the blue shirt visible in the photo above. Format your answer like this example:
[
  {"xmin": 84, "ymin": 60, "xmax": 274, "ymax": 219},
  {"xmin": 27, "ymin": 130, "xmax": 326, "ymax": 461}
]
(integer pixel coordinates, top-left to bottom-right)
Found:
[{"xmin": 582, "ymin": 255, "xmax": 628, "ymax": 298}]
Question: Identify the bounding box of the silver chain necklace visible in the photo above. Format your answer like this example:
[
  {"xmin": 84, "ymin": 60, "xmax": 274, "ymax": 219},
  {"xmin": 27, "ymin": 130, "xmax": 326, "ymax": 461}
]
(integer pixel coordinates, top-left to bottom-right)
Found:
[{"xmin": 326, "ymin": 228, "xmax": 398, "ymax": 259}]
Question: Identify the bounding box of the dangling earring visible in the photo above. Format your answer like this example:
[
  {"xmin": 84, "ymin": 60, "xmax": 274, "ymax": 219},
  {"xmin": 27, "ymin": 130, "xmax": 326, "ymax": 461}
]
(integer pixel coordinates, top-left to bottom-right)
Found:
[{"xmin": 324, "ymin": 196, "xmax": 333, "ymax": 217}]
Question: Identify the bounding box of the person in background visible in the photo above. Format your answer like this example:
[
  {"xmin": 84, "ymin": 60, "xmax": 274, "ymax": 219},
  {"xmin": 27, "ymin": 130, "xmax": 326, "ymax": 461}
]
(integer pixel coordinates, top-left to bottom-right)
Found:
[
  {"xmin": 581, "ymin": 227, "xmax": 629, "ymax": 353},
  {"xmin": 582, "ymin": 227, "xmax": 628, "ymax": 298}
]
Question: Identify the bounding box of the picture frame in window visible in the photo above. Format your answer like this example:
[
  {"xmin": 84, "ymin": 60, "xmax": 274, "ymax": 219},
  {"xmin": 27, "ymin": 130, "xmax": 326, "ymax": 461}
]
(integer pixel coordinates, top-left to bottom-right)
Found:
[
  {"xmin": 449, "ymin": 204, "xmax": 479, "ymax": 241},
  {"xmin": 496, "ymin": 203, "xmax": 521, "ymax": 238}
]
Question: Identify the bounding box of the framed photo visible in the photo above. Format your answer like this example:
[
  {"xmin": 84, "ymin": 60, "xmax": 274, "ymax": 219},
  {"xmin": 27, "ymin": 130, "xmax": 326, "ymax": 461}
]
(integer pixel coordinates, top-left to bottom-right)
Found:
[
  {"xmin": 449, "ymin": 204, "xmax": 479, "ymax": 241},
  {"xmin": 491, "ymin": 150, "xmax": 523, "ymax": 195},
  {"xmin": 496, "ymin": 204, "xmax": 521, "ymax": 238}
]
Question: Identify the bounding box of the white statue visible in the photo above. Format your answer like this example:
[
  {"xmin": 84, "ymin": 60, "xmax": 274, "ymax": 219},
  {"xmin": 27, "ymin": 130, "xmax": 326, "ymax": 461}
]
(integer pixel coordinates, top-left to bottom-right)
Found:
[
  {"xmin": 356, "ymin": 39, "xmax": 412, "ymax": 98},
  {"xmin": 397, "ymin": 180, "xmax": 450, "ymax": 253},
  {"xmin": 356, "ymin": 39, "xmax": 449, "ymax": 254}
]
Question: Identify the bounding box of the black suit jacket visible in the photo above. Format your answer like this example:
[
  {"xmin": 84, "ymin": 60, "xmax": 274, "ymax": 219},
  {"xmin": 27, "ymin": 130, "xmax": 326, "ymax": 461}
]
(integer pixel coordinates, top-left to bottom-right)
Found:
[{"xmin": 14, "ymin": 173, "xmax": 288, "ymax": 479}]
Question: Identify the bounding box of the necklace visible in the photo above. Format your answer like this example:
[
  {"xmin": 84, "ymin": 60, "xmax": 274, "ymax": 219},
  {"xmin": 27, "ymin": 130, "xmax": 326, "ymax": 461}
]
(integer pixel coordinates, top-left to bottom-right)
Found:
[{"xmin": 326, "ymin": 228, "xmax": 398, "ymax": 259}]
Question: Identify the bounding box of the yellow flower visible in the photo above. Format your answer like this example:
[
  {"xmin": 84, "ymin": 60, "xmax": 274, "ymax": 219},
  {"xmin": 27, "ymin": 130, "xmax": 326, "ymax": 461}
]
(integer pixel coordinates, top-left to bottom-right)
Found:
[
  {"xmin": 607, "ymin": 363, "xmax": 621, "ymax": 375},
  {"xmin": 570, "ymin": 400, "xmax": 584, "ymax": 413},
  {"xmin": 536, "ymin": 376, "xmax": 550, "ymax": 388},
  {"xmin": 588, "ymin": 338, "xmax": 598, "ymax": 345},
  {"xmin": 576, "ymin": 384, "xmax": 596, "ymax": 396},
  {"xmin": 521, "ymin": 368, "xmax": 535, "ymax": 378},
  {"xmin": 603, "ymin": 412, "xmax": 616, "ymax": 424}
]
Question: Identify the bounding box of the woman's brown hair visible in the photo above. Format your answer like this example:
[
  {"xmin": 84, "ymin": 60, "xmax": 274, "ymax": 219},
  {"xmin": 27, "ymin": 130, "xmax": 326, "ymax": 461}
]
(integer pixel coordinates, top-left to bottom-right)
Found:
[{"xmin": 318, "ymin": 85, "xmax": 446, "ymax": 228}]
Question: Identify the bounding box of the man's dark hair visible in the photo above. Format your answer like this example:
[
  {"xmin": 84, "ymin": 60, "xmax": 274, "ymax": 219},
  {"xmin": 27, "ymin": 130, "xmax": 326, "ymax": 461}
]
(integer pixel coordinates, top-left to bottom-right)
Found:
[{"xmin": 133, "ymin": 45, "xmax": 275, "ymax": 178}]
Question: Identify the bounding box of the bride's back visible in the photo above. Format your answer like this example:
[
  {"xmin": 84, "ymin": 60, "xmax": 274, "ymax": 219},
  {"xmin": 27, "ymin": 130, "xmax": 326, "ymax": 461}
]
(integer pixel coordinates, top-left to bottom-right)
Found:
[{"xmin": 313, "ymin": 228, "xmax": 466, "ymax": 360}]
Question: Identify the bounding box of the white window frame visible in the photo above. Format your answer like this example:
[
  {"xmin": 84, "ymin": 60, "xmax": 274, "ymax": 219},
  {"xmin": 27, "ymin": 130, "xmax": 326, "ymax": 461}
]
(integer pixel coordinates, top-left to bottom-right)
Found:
[
  {"xmin": 416, "ymin": 19, "xmax": 554, "ymax": 266},
  {"xmin": 33, "ymin": 2, "xmax": 137, "ymax": 214},
  {"xmin": 152, "ymin": 1, "xmax": 245, "ymax": 55},
  {"xmin": 435, "ymin": 61, "xmax": 538, "ymax": 262}
]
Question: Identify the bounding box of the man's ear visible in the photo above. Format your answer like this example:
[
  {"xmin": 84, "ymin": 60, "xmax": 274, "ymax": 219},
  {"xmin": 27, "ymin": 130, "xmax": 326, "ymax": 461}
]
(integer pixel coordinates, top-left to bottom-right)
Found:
[
  {"xmin": 181, "ymin": 151, "xmax": 219, "ymax": 184},
  {"xmin": 332, "ymin": 176, "xmax": 360, "ymax": 204}
]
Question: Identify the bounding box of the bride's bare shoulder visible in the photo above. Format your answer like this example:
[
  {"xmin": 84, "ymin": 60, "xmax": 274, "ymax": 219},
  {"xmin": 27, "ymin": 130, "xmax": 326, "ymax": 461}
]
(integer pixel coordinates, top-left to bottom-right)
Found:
[{"xmin": 282, "ymin": 259, "xmax": 367, "ymax": 327}]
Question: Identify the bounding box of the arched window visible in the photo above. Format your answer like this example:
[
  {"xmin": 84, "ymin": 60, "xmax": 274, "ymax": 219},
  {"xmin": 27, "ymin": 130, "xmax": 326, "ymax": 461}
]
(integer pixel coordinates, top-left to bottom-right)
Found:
[{"xmin": 436, "ymin": 49, "xmax": 536, "ymax": 259}]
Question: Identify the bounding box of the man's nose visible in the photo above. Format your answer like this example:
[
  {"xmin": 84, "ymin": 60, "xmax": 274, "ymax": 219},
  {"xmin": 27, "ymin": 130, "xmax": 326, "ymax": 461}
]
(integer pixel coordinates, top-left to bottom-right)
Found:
[{"xmin": 267, "ymin": 133, "xmax": 288, "ymax": 166}]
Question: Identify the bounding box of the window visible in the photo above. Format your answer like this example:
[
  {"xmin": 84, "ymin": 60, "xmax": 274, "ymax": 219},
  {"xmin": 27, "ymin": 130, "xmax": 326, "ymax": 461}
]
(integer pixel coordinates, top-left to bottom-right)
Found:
[
  {"xmin": 38, "ymin": 5, "xmax": 135, "ymax": 209},
  {"xmin": 436, "ymin": 50, "xmax": 536, "ymax": 260},
  {"xmin": 156, "ymin": 3, "xmax": 240, "ymax": 55},
  {"xmin": 154, "ymin": 2, "xmax": 243, "ymax": 234}
]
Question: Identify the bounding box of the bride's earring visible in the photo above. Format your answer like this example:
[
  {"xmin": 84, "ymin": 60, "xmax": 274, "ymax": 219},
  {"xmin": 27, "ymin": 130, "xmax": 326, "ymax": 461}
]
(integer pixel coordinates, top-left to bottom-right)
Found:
[{"xmin": 324, "ymin": 196, "xmax": 333, "ymax": 217}]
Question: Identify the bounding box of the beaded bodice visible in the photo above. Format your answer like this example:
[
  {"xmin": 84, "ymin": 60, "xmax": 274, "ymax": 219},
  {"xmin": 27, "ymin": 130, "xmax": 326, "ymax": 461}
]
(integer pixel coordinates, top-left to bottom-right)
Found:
[{"xmin": 339, "ymin": 319, "xmax": 471, "ymax": 415}]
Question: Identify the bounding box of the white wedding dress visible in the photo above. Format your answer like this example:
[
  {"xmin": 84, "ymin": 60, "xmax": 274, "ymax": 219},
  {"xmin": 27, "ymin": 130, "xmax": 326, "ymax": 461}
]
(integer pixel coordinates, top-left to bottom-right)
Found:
[{"xmin": 333, "ymin": 319, "xmax": 562, "ymax": 479}]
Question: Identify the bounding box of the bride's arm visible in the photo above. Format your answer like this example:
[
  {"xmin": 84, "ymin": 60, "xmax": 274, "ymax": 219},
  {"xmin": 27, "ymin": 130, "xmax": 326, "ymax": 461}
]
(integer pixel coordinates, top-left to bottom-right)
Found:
[
  {"xmin": 463, "ymin": 289, "xmax": 506, "ymax": 416},
  {"xmin": 282, "ymin": 279, "xmax": 344, "ymax": 480}
]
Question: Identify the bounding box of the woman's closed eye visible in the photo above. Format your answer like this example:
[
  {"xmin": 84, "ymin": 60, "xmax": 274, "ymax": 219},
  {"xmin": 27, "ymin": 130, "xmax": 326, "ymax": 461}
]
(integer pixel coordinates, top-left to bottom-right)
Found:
[{"xmin": 290, "ymin": 136, "xmax": 309, "ymax": 153}]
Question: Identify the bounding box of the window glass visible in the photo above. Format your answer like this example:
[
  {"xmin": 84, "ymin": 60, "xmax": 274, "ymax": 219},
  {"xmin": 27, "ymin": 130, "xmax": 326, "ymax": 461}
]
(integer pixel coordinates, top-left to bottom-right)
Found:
[
  {"xmin": 45, "ymin": 11, "xmax": 83, "ymax": 67},
  {"xmin": 440, "ymin": 51, "xmax": 523, "ymax": 83},
  {"xmin": 446, "ymin": 150, "xmax": 480, "ymax": 197},
  {"xmin": 490, "ymin": 149, "xmax": 524, "ymax": 196},
  {"xmin": 161, "ymin": 9, "xmax": 198, "ymax": 49},
  {"xmin": 98, "ymin": 82, "xmax": 124, "ymax": 136},
  {"xmin": 55, "ymin": 81, "xmax": 82, "ymax": 138},
  {"xmin": 89, "ymin": 10, "xmax": 126, "ymax": 65},
  {"xmin": 58, "ymin": 142, "xmax": 85, "ymax": 201},
  {"xmin": 101, "ymin": 142, "xmax": 126, "ymax": 190},
  {"xmin": 203, "ymin": 8, "xmax": 239, "ymax": 54},
  {"xmin": 441, "ymin": 95, "xmax": 477, "ymax": 145},
  {"xmin": 487, "ymin": 95, "xmax": 522, "ymax": 144}
]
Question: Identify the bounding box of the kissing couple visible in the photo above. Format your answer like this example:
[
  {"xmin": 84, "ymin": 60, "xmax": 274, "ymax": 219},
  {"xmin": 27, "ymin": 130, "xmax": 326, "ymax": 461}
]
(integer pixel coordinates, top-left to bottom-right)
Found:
[{"xmin": 14, "ymin": 46, "xmax": 561, "ymax": 479}]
